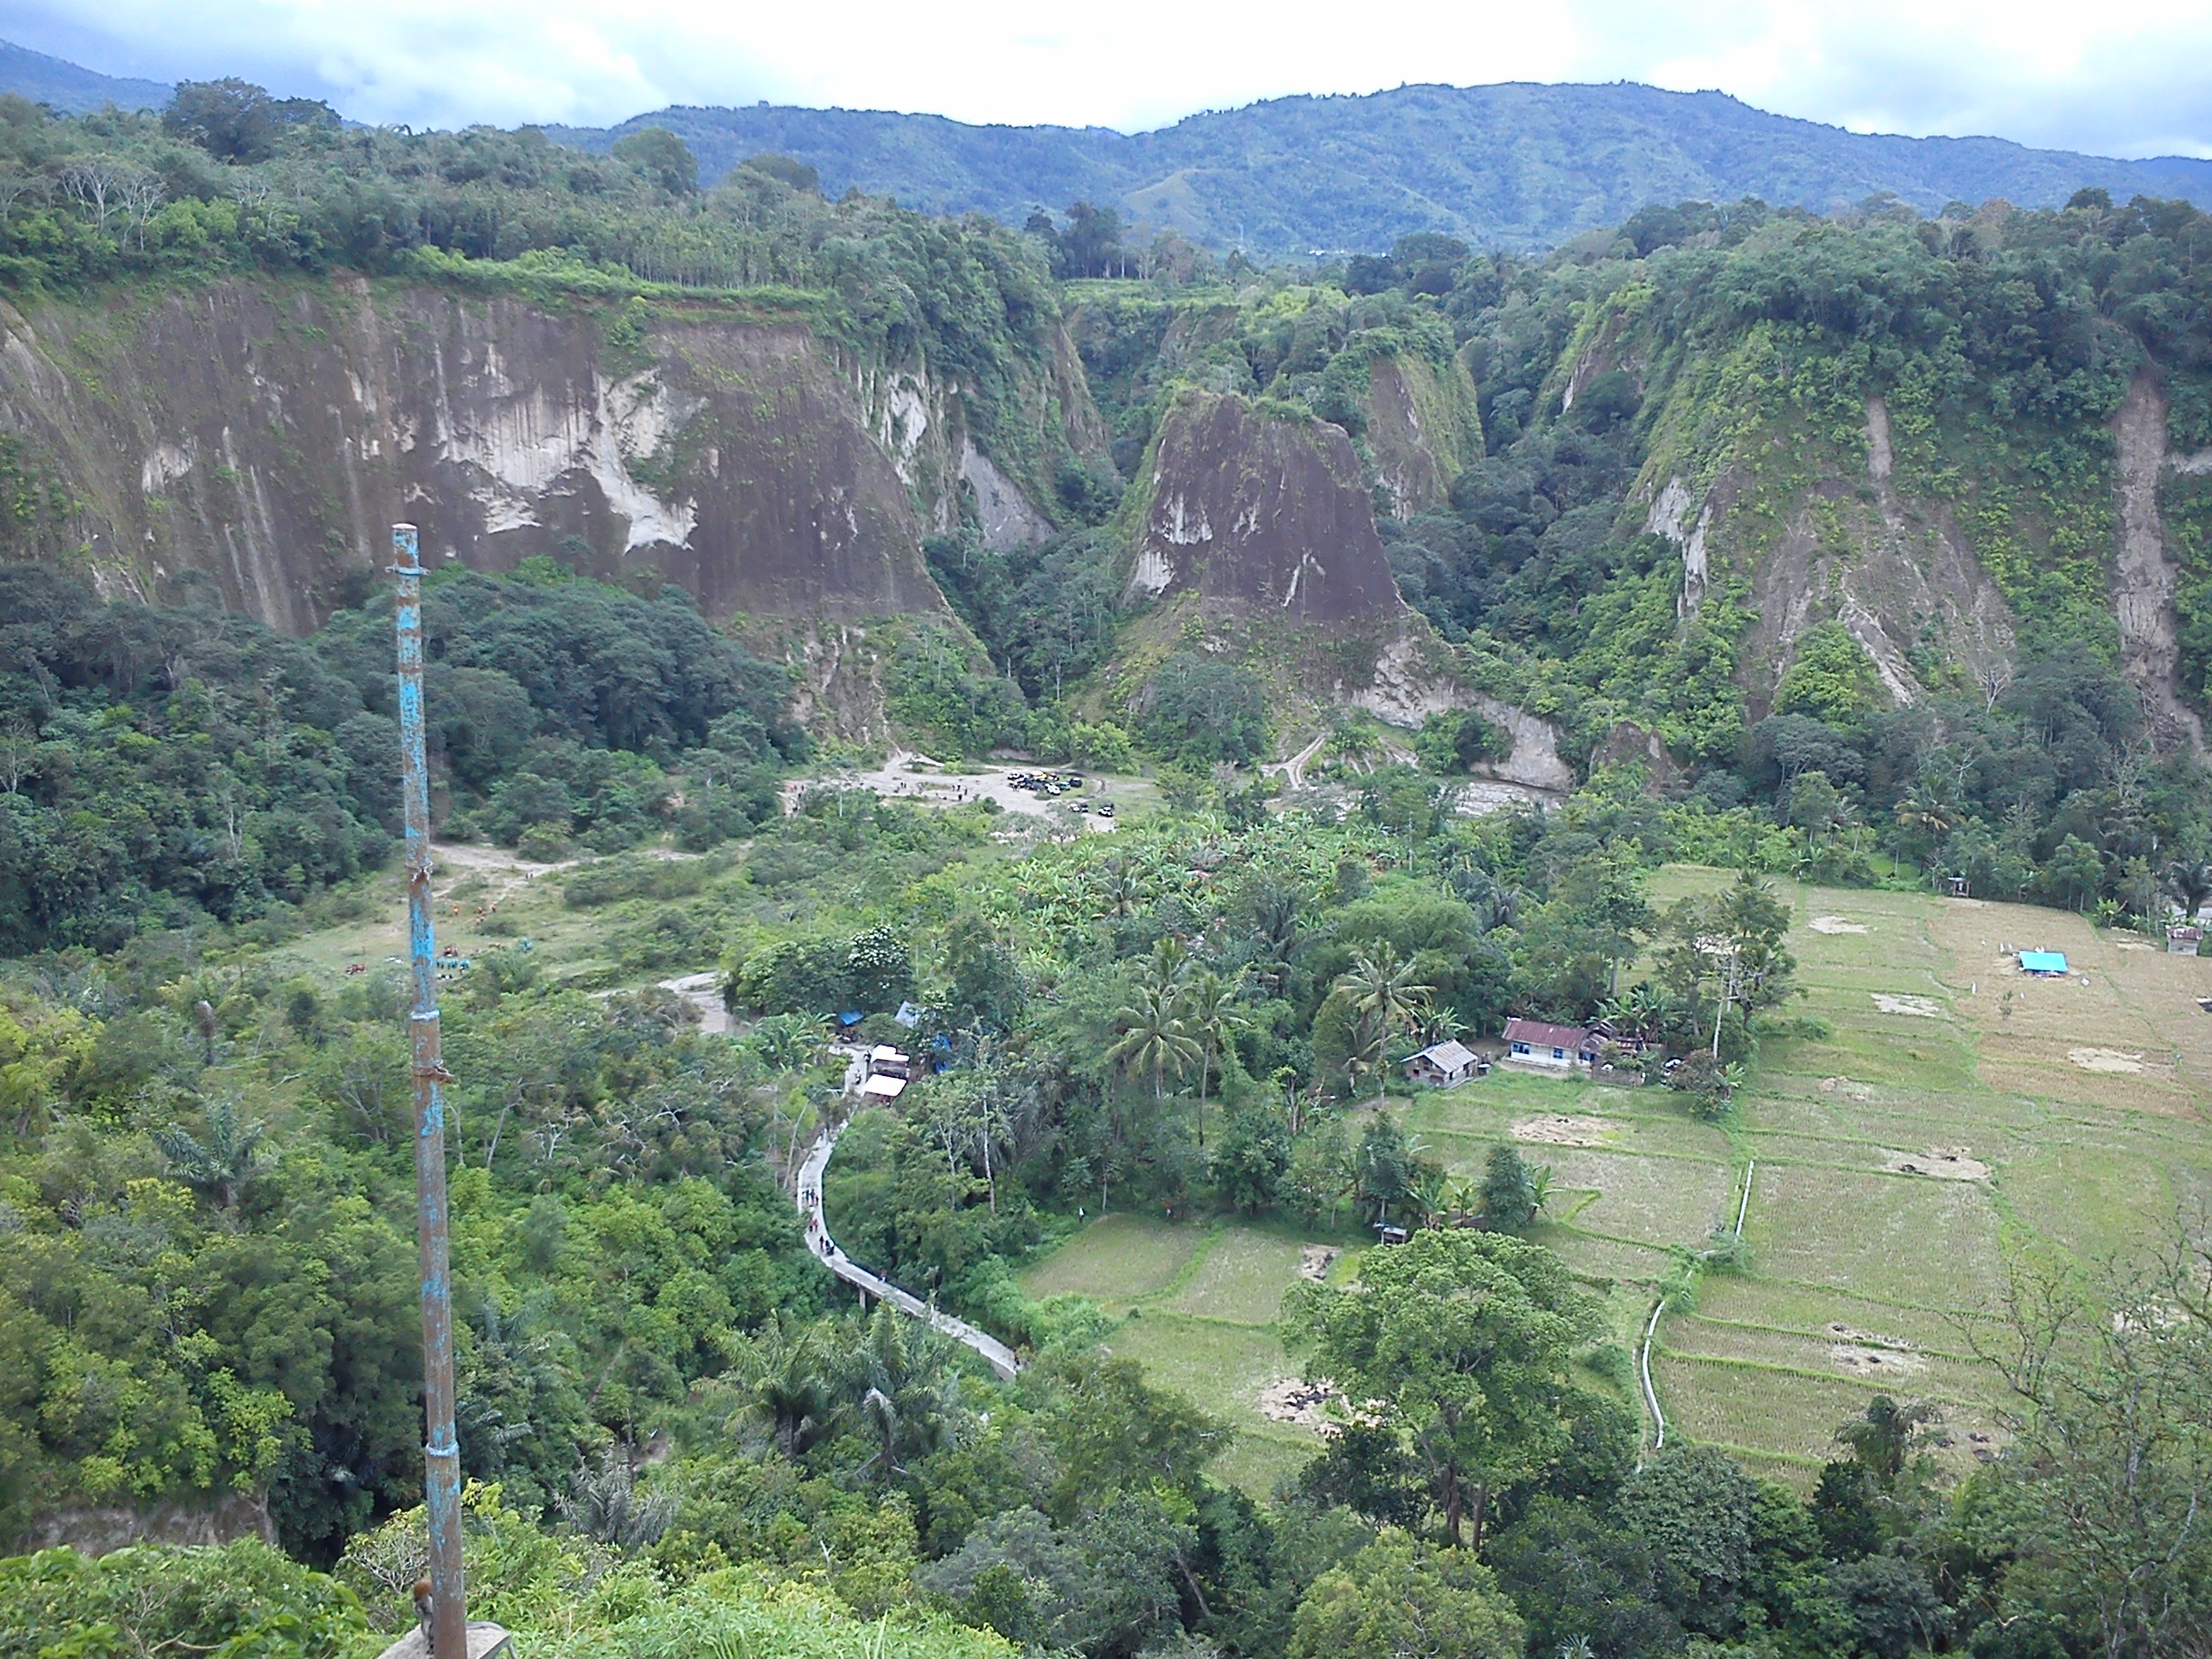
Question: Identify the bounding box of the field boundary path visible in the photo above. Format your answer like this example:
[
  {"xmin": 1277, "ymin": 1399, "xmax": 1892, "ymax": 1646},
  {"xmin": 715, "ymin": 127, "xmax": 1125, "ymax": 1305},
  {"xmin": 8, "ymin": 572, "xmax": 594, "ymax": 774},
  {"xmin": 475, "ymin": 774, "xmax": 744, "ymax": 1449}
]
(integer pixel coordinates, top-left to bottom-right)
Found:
[{"xmin": 795, "ymin": 1050, "xmax": 1022, "ymax": 1380}]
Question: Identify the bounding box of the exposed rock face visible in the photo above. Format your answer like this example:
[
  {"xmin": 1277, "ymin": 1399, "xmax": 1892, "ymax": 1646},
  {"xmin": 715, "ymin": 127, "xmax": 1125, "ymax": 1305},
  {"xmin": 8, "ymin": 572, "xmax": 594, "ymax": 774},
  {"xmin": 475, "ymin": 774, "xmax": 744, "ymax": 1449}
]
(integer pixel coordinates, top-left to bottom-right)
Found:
[
  {"xmin": 1640, "ymin": 396, "xmax": 2021, "ymax": 721},
  {"xmin": 1126, "ymin": 388, "xmax": 1407, "ymax": 622},
  {"xmin": 2114, "ymin": 370, "xmax": 2207, "ymax": 751},
  {"xmin": 20, "ymin": 1489, "xmax": 276, "ymax": 1556},
  {"xmin": 0, "ymin": 278, "xmax": 1084, "ymax": 630},
  {"xmin": 959, "ymin": 441, "xmax": 1052, "ymax": 547},
  {"xmin": 1361, "ymin": 352, "xmax": 1482, "ymax": 519}
]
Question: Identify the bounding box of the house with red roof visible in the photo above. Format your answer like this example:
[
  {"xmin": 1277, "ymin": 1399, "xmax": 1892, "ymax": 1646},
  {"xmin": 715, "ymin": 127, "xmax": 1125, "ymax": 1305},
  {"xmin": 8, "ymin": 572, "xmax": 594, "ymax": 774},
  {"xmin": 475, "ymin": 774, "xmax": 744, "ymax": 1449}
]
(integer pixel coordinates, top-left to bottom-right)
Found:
[{"xmin": 1502, "ymin": 1016, "xmax": 1598, "ymax": 1072}]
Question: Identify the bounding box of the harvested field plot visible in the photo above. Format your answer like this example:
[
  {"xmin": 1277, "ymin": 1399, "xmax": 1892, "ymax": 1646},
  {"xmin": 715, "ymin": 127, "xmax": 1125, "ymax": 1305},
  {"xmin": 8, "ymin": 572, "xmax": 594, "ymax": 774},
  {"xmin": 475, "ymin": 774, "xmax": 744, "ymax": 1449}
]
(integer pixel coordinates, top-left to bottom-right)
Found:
[
  {"xmin": 1537, "ymin": 1148, "xmax": 1738, "ymax": 1248},
  {"xmin": 1747, "ymin": 1162, "xmax": 2002, "ymax": 1307}
]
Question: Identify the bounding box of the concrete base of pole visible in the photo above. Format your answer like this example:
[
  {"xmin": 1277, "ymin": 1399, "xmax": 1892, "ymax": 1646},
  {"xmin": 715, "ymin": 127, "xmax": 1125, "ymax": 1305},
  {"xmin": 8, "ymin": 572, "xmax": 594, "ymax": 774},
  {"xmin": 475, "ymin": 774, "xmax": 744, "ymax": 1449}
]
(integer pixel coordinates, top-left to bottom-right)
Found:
[{"xmin": 374, "ymin": 1622, "xmax": 512, "ymax": 1659}]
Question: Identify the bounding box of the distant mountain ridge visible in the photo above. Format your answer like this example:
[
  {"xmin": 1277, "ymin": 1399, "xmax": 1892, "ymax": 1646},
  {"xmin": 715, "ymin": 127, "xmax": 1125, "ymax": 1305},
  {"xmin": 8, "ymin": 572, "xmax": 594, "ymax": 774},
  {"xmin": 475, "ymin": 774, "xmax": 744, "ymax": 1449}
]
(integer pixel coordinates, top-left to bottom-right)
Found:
[
  {"xmin": 0, "ymin": 39, "xmax": 167, "ymax": 114},
  {"xmin": 2, "ymin": 38, "xmax": 2208, "ymax": 255},
  {"xmin": 550, "ymin": 81, "xmax": 2212, "ymax": 254}
]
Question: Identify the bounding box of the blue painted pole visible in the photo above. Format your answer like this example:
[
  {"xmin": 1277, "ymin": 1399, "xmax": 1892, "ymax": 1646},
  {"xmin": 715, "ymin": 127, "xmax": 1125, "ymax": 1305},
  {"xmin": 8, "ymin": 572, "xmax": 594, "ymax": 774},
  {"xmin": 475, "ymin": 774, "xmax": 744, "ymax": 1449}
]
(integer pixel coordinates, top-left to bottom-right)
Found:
[{"xmin": 393, "ymin": 524, "xmax": 467, "ymax": 1658}]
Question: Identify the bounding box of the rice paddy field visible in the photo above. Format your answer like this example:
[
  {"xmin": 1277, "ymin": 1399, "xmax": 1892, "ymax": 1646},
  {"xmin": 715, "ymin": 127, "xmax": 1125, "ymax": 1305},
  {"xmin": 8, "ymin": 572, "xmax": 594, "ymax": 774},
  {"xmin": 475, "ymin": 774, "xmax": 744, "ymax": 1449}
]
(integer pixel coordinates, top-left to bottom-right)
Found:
[{"xmin": 1020, "ymin": 869, "xmax": 2212, "ymax": 1493}]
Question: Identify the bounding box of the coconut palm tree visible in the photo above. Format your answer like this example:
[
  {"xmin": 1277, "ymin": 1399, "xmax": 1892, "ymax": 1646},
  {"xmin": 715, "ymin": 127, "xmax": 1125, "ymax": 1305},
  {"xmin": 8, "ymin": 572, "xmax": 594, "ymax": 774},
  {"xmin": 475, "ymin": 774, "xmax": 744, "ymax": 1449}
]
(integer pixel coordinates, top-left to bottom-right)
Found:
[
  {"xmin": 1108, "ymin": 979, "xmax": 1198, "ymax": 1102},
  {"xmin": 154, "ymin": 1095, "xmax": 271, "ymax": 1214},
  {"xmin": 1182, "ymin": 968, "xmax": 1250, "ymax": 1147},
  {"xmin": 1338, "ymin": 945, "xmax": 1432, "ymax": 1100}
]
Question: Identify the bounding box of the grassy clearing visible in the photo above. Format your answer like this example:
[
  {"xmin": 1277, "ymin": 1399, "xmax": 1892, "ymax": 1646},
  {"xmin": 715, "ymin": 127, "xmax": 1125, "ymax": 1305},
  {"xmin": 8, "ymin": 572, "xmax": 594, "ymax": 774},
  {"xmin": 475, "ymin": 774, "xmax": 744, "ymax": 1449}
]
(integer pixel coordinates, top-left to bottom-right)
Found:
[
  {"xmin": 1017, "ymin": 1216, "xmax": 1342, "ymax": 1495},
  {"xmin": 1019, "ymin": 1214, "xmax": 1203, "ymax": 1304},
  {"xmin": 1161, "ymin": 1229, "xmax": 1313, "ymax": 1324}
]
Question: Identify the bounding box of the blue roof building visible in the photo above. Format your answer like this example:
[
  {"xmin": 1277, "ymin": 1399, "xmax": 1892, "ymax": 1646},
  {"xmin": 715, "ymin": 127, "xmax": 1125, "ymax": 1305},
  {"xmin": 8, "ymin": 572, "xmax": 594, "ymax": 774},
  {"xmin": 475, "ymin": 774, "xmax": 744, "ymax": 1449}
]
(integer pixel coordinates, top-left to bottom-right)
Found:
[{"xmin": 2019, "ymin": 951, "xmax": 2069, "ymax": 976}]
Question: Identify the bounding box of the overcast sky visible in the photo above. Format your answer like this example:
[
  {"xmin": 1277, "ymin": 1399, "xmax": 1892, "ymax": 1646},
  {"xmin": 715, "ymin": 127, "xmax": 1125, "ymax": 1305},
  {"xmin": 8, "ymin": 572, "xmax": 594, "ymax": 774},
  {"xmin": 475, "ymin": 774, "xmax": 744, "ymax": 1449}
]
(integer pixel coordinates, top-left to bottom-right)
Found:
[{"xmin": 5, "ymin": 0, "xmax": 2209, "ymax": 159}]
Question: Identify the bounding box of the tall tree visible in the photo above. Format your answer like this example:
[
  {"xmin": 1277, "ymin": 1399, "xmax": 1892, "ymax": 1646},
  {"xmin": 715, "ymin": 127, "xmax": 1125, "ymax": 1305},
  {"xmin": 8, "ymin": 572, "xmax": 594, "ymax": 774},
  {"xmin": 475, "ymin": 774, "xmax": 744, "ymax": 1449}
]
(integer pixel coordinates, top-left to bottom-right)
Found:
[
  {"xmin": 1337, "ymin": 945, "xmax": 1432, "ymax": 1101},
  {"xmin": 1977, "ymin": 1231, "xmax": 2212, "ymax": 1659},
  {"xmin": 154, "ymin": 1095, "xmax": 271, "ymax": 1214},
  {"xmin": 1181, "ymin": 968, "xmax": 1249, "ymax": 1147},
  {"xmin": 1290, "ymin": 1229, "xmax": 1602, "ymax": 1549},
  {"xmin": 1289, "ymin": 1528, "xmax": 1525, "ymax": 1659}
]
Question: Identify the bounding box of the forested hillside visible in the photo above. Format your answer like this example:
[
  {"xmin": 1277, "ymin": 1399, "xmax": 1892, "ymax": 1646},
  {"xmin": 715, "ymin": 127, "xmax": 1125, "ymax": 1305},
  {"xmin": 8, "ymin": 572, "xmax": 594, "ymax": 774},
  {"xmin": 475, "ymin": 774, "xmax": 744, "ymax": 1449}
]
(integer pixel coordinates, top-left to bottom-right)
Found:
[{"xmin": 557, "ymin": 82, "xmax": 2212, "ymax": 255}]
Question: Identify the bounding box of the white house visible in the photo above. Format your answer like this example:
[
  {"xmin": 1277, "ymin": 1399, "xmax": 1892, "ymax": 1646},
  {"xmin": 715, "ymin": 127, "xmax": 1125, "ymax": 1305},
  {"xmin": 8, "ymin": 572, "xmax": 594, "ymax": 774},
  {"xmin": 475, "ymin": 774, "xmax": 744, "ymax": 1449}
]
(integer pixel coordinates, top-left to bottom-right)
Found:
[{"xmin": 1502, "ymin": 1017, "xmax": 1595, "ymax": 1072}]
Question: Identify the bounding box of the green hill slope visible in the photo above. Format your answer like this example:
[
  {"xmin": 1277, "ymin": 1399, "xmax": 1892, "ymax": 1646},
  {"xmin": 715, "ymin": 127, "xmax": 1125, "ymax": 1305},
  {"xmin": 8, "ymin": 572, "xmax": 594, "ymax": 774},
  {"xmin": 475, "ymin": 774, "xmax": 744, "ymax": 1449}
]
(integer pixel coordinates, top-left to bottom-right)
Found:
[
  {"xmin": 0, "ymin": 39, "xmax": 167, "ymax": 113},
  {"xmin": 555, "ymin": 82, "xmax": 2212, "ymax": 255}
]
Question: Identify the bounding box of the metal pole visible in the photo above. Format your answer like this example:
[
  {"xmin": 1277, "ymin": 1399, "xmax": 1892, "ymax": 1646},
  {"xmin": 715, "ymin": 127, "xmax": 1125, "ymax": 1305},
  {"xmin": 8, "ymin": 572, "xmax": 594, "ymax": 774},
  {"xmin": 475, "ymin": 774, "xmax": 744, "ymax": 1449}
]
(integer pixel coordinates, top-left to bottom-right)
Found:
[{"xmin": 393, "ymin": 524, "xmax": 467, "ymax": 1659}]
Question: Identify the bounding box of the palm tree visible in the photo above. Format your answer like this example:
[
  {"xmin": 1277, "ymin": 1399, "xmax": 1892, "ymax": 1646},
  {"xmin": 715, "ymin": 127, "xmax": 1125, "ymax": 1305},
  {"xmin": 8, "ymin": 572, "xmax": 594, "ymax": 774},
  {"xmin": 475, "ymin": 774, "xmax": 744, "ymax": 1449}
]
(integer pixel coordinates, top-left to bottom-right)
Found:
[
  {"xmin": 1103, "ymin": 858, "xmax": 1141, "ymax": 918},
  {"xmin": 1338, "ymin": 945, "xmax": 1432, "ymax": 1100},
  {"xmin": 1893, "ymin": 787, "xmax": 1957, "ymax": 850},
  {"xmin": 733, "ymin": 1312, "xmax": 839, "ymax": 1458},
  {"xmin": 155, "ymin": 1095, "xmax": 271, "ymax": 1213},
  {"xmin": 2164, "ymin": 859, "xmax": 2212, "ymax": 922},
  {"xmin": 1182, "ymin": 969, "xmax": 1250, "ymax": 1148},
  {"xmin": 847, "ymin": 1306, "xmax": 962, "ymax": 1482},
  {"xmin": 557, "ymin": 1446, "xmax": 676, "ymax": 1549},
  {"xmin": 1108, "ymin": 979, "xmax": 1198, "ymax": 1102}
]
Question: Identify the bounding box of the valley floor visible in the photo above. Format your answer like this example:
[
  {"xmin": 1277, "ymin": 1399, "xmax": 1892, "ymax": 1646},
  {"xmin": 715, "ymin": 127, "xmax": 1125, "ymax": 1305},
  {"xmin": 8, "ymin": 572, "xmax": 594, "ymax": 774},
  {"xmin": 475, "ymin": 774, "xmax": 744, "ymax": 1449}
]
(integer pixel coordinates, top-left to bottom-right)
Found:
[
  {"xmin": 276, "ymin": 847, "xmax": 2212, "ymax": 1496},
  {"xmin": 1020, "ymin": 871, "xmax": 2212, "ymax": 1493}
]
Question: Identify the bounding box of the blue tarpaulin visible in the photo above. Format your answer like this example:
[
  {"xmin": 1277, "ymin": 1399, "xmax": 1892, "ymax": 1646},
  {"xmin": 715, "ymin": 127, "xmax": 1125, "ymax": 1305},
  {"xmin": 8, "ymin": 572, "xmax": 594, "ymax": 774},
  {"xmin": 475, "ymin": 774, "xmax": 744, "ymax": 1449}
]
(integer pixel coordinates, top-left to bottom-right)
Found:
[{"xmin": 2020, "ymin": 951, "xmax": 2069, "ymax": 975}]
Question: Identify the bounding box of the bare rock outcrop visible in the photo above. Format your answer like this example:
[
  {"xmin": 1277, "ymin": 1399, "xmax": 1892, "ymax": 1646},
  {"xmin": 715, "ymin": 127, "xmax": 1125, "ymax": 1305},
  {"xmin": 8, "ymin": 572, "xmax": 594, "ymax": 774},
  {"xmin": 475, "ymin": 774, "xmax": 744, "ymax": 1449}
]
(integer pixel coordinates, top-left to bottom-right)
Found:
[
  {"xmin": 20, "ymin": 1489, "xmax": 276, "ymax": 1557},
  {"xmin": 0, "ymin": 278, "xmax": 1086, "ymax": 631},
  {"xmin": 1125, "ymin": 387, "xmax": 1406, "ymax": 622},
  {"xmin": 2114, "ymin": 370, "xmax": 2207, "ymax": 751}
]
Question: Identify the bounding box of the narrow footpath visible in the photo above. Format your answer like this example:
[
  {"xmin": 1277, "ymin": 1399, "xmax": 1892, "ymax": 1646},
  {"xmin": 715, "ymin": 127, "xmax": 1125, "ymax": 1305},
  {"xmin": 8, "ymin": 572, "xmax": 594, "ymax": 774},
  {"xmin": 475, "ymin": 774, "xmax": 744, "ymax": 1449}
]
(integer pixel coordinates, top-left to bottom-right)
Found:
[{"xmin": 795, "ymin": 1050, "xmax": 1022, "ymax": 1380}]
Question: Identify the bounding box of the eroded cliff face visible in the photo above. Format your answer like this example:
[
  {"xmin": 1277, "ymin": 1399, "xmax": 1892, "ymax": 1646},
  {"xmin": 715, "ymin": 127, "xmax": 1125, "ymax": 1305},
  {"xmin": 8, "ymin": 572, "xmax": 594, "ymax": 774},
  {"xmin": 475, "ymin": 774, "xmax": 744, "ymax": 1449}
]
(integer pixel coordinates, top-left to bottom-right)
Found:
[
  {"xmin": 1621, "ymin": 331, "xmax": 2212, "ymax": 749},
  {"xmin": 1361, "ymin": 351, "xmax": 1483, "ymax": 519},
  {"xmin": 2113, "ymin": 370, "xmax": 2208, "ymax": 751},
  {"xmin": 1635, "ymin": 393, "xmax": 2026, "ymax": 723},
  {"xmin": 0, "ymin": 277, "xmax": 1086, "ymax": 630},
  {"xmin": 1124, "ymin": 388, "xmax": 1407, "ymax": 622}
]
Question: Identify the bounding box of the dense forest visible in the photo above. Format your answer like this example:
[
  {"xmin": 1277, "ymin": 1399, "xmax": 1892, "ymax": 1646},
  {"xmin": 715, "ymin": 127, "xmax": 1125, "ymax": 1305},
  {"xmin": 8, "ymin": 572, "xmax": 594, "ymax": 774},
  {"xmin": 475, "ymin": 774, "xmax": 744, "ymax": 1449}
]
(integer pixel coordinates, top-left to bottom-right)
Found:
[
  {"xmin": 0, "ymin": 80, "xmax": 2205, "ymax": 1659},
  {"xmin": 556, "ymin": 83, "xmax": 2212, "ymax": 255}
]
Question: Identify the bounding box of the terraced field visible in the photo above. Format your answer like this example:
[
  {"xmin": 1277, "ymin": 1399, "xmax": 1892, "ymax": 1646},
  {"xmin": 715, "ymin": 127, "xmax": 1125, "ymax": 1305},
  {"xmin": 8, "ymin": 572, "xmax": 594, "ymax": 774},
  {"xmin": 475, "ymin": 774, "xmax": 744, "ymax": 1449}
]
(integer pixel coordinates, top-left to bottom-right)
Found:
[{"xmin": 1022, "ymin": 870, "xmax": 2212, "ymax": 1493}]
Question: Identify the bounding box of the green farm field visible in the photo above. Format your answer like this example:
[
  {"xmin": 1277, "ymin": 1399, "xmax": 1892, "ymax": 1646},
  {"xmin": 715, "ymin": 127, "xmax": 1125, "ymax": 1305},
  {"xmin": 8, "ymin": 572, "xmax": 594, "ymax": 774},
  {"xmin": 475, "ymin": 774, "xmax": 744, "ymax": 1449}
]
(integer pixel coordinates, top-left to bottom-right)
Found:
[{"xmin": 1021, "ymin": 869, "xmax": 2212, "ymax": 1493}]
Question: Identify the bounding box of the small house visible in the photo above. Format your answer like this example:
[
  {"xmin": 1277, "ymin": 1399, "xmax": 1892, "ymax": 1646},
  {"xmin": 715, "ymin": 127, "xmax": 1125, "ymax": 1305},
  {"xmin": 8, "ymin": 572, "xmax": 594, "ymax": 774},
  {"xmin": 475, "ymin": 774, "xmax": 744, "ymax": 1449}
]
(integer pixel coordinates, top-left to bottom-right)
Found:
[
  {"xmin": 1405, "ymin": 1039, "xmax": 1480, "ymax": 1087},
  {"xmin": 861, "ymin": 1073, "xmax": 907, "ymax": 1102},
  {"xmin": 1503, "ymin": 1017, "xmax": 1594, "ymax": 1072},
  {"xmin": 2019, "ymin": 951, "xmax": 2069, "ymax": 977},
  {"xmin": 868, "ymin": 1045, "xmax": 912, "ymax": 1080},
  {"xmin": 2169, "ymin": 925, "xmax": 2203, "ymax": 958}
]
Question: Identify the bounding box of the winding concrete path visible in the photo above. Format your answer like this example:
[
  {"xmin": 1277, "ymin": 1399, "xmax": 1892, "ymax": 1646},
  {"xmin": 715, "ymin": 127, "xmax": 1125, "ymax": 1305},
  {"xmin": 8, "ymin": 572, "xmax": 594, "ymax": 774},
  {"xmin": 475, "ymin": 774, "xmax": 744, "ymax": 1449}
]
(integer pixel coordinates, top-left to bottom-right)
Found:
[
  {"xmin": 795, "ymin": 1051, "xmax": 1022, "ymax": 1380},
  {"xmin": 1266, "ymin": 731, "xmax": 1330, "ymax": 792}
]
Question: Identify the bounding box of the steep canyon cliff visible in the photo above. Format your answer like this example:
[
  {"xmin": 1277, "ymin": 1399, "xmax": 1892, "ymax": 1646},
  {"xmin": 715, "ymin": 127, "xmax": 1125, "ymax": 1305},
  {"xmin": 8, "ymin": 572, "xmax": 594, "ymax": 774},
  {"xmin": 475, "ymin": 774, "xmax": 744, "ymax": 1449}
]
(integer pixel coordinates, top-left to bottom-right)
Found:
[{"xmin": 0, "ymin": 277, "xmax": 1097, "ymax": 630}]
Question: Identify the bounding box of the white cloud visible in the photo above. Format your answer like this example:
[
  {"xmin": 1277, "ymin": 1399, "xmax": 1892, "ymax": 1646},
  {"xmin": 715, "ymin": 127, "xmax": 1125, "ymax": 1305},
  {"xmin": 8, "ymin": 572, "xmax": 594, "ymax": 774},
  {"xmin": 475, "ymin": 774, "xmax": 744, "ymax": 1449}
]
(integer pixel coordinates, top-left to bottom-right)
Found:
[{"xmin": 4, "ymin": 0, "xmax": 2207, "ymax": 157}]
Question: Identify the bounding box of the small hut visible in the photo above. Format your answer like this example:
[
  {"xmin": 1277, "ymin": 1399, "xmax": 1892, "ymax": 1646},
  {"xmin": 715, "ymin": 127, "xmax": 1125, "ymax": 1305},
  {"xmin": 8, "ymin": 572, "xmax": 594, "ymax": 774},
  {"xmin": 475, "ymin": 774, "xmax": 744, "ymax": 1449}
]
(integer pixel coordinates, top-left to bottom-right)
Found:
[{"xmin": 1404, "ymin": 1039, "xmax": 1480, "ymax": 1087}]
